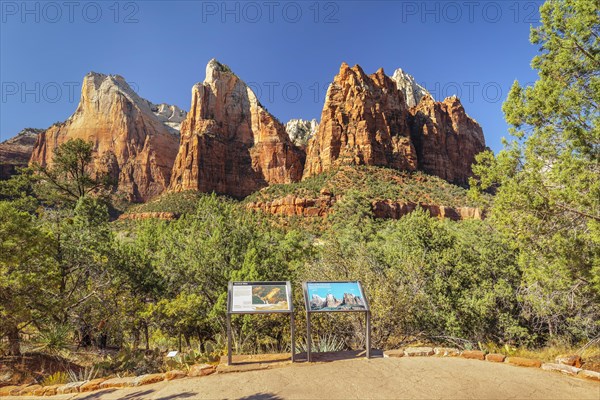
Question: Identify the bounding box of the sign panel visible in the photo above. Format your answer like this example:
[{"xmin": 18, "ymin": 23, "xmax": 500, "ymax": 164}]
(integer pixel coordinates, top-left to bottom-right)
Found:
[
  {"xmin": 228, "ymin": 281, "xmax": 292, "ymax": 313},
  {"xmin": 304, "ymin": 281, "xmax": 368, "ymax": 312}
]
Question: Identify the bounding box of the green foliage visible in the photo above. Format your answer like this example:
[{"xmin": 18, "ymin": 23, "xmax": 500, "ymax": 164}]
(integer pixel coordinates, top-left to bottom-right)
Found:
[
  {"xmin": 42, "ymin": 371, "xmax": 69, "ymax": 386},
  {"xmin": 34, "ymin": 324, "xmax": 72, "ymax": 355},
  {"xmin": 470, "ymin": 0, "xmax": 600, "ymax": 342},
  {"xmin": 246, "ymin": 166, "xmax": 481, "ymax": 209},
  {"xmin": 125, "ymin": 191, "xmax": 206, "ymax": 215},
  {"xmin": 33, "ymin": 138, "xmax": 115, "ymax": 204}
]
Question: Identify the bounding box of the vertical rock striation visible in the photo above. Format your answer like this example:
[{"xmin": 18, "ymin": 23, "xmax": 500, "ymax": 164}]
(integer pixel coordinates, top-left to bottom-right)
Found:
[
  {"xmin": 169, "ymin": 59, "xmax": 305, "ymax": 198},
  {"xmin": 29, "ymin": 72, "xmax": 181, "ymax": 201}
]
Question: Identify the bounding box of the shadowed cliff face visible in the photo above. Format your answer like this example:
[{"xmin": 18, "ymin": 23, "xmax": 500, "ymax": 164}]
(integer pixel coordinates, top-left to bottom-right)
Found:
[
  {"xmin": 168, "ymin": 59, "xmax": 305, "ymax": 198},
  {"xmin": 303, "ymin": 63, "xmax": 486, "ymax": 186},
  {"xmin": 29, "ymin": 73, "xmax": 181, "ymax": 201},
  {"xmin": 0, "ymin": 128, "xmax": 43, "ymax": 180},
  {"xmin": 409, "ymin": 95, "xmax": 486, "ymax": 186}
]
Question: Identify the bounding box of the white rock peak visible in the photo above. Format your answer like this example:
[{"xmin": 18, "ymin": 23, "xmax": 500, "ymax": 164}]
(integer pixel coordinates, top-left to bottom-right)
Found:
[
  {"xmin": 83, "ymin": 72, "xmax": 186, "ymax": 134},
  {"xmin": 285, "ymin": 118, "xmax": 319, "ymax": 146},
  {"xmin": 391, "ymin": 68, "xmax": 430, "ymax": 108}
]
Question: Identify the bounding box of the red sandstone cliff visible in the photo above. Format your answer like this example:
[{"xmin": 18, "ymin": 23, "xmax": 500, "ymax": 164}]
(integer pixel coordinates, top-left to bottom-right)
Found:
[
  {"xmin": 29, "ymin": 73, "xmax": 181, "ymax": 201},
  {"xmin": 169, "ymin": 59, "xmax": 305, "ymax": 198},
  {"xmin": 409, "ymin": 95, "xmax": 486, "ymax": 185},
  {"xmin": 303, "ymin": 63, "xmax": 417, "ymax": 179}
]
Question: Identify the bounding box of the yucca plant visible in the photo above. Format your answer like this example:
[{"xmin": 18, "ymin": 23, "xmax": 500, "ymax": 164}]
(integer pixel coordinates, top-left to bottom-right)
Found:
[
  {"xmin": 34, "ymin": 324, "xmax": 72, "ymax": 355},
  {"xmin": 296, "ymin": 334, "xmax": 346, "ymax": 353},
  {"xmin": 68, "ymin": 366, "xmax": 99, "ymax": 383}
]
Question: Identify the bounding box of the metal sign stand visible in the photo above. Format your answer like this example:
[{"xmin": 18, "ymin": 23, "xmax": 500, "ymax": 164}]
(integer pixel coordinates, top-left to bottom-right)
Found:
[
  {"xmin": 226, "ymin": 281, "xmax": 295, "ymax": 366},
  {"xmin": 302, "ymin": 281, "xmax": 371, "ymax": 362}
]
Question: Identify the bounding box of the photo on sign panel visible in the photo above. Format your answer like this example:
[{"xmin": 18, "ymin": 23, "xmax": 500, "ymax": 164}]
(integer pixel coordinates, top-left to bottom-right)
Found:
[
  {"xmin": 231, "ymin": 283, "xmax": 291, "ymax": 312},
  {"xmin": 306, "ymin": 282, "xmax": 367, "ymax": 312}
]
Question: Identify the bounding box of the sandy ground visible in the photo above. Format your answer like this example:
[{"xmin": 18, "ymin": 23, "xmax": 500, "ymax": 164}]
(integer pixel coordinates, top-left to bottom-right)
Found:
[{"xmin": 14, "ymin": 356, "xmax": 600, "ymax": 400}]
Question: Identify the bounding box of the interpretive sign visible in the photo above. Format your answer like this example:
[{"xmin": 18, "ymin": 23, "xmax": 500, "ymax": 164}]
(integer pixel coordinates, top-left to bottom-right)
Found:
[
  {"xmin": 305, "ymin": 281, "xmax": 368, "ymax": 312},
  {"xmin": 226, "ymin": 281, "xmax": 295, "ymax": 365},
  {"xmin": 229, "ymin": 282, "xmax": 292, "ymax": 313},
  {"xmin": 302, "ymin": 281, "xmax": 371, "ymax": 361}
]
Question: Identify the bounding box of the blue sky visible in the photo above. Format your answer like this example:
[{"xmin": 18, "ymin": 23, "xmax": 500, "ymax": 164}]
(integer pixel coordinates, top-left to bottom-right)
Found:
[
  {"xmin": 0, "ymin": 1, "xmax": 542, "ymax": 151},
  {"xmin": 307, "ymin": 282, "xmax": 364, "ymax": 300}
]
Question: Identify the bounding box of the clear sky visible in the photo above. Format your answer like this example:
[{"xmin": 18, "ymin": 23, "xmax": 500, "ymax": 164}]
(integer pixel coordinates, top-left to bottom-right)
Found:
[{"xmin": 0, "ymin": 0, "xmax": 542, "ymax": 152}]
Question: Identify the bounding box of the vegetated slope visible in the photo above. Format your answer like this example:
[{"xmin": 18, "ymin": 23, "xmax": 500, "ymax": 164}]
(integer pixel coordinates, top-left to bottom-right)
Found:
[
  {"xmin": 246, "ymin": 165, "xmax": 479, "ymax": 208},
  {"xmin": 243, "ymin": 165, "xmax": 488, "ymax": 222}
]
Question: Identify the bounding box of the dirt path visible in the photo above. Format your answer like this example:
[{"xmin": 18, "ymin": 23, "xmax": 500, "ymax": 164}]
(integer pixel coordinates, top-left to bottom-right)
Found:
[{"xmin": 17, "ymin": 357, "xmax": 600, "ymax": 400}]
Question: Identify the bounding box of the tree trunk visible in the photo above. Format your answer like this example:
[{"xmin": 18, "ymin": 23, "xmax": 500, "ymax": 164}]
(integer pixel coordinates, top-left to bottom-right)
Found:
[
  {"xmin": 7, "ymin": 325, "xmax": 21, "ymax": 356},
  {"xmin": 144, "ymin": 323, "xmax": 150, "ymax": 351}
]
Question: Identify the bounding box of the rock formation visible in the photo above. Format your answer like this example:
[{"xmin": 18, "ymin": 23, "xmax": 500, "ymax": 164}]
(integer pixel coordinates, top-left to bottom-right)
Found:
[
  {"xmin": 169, "ymin": 59, "xmax": 305, "ymax": 198},
  {"xmin": 246, "ymin": 194, "xmax": 485, "ymax": 221},
  {"xmin": 303, "ymin": 63, "xmax": 486, "ymax": 186},
  {"xmin": 0, "ymin": 128, "xmax": 43, "ymax": 179},
  {"xmin": 285, "ymin": 118, "xmax": 319, "ymax": 147},
  {"xmin": 310, "ymin": 294, "xmax": 327, "ymax": 309},
  {"xmin": 303, "ymin": 63, "xmax": 417, "ymax": 179},
  {"xmin": 409, "ymin": 95, "xmax": 486, "ymax": 185},
  {"xmin": 391, "ymin": 68, "xmax": 430, "ymax": 108},
  {"xmin": 325, "ymin": 294, "xmax": 342, "ymax": 308},
  {"xmin": 149, "ymin": 103, "xmax": 187, "ymax": 134},
  {"xmin": 29, "ymin": 72, "xmax": 181, "ymax": 201}
]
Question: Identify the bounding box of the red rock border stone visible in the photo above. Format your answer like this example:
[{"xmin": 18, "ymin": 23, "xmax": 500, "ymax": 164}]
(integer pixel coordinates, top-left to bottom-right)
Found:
[{"xmin": 0, "ymin": 364, "xmax": 216, "ymax": 398}]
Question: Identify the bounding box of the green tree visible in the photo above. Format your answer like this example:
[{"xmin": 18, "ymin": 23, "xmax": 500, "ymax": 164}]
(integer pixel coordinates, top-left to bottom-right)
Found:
[
  {"xmin": 33, "ymin": 139, "xmax": 114, "ymax": 204},
  {"xmin": 0, "ymin": 202, "xmax": 54, "ymax": 355},
  {"xmin": 471, "ymin": 0, "xmax": 599, "ymax": 340}
]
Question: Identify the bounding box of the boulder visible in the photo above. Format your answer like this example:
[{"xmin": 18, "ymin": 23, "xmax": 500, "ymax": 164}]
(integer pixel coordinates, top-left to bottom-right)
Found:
[
  {"xmin": 383, "ymin": 349, "xmax": 405, "ymax": 358},
  {"xmin": 188, "ymin": 364, "xmax": 216, "ymax": 377},
  {"xmin": 0, "ymin": 385, "xmax": 20, "ymax": 397},
  {"xmin": 541, "ymin": 363, "xmax": 581, "ymax": 376},
  {"xmin": 577, "ymin": 369, "xmax": 600, "ymax": 381},
  {"xmin": 485, "ymin": 353, "xmax": 506, "ymax": 363},
  {"xmin": 404, "ymin": 347, "xmax": 434, "ymax": 357},
  {"xmin": 433, "ymin": 347, "xmax": 460, "ymax": 357},
  {"xmin": 555, "ymin": 354, "xmax": 582, "ymax": 368},
  {"xmin": 80, "ymin": 378, "xmax": 107, "ymax": 392},
  {"xmin": 100, "ymin": 376, "xmax": 137, "ymax": 389},
  {"xmin": 460, "ymin": 350, "xmax": 486, "ymax": 361},
  {"xmin": 506, "ymin": 357, "xmax": 542, "ymax": 368},
  {"xmin": 133, "ymin": 373, "xmax": 165, "ymax": 386},
  {"xmin": 165, "ymin": 370, "xmax": 187, "ymax": 381},
  {"xmin": 57, "ymin": 380, "xmax": 88, "ymax": 394}
]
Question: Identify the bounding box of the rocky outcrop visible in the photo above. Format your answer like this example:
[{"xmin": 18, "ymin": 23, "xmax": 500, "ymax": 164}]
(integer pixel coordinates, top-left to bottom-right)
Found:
[
  {"xmin": 246, "ymin": 194, "xmax": 484, "ymax": 221},
  {"xmin": 391, "ymin": 68, "xmax": 430, "ymax": 108},
  {"xmin": 0, "ymin": 128, "xmax": 43, "ymax": 179},
  {"xmin": 303, "ymin": 63, "xmax": 486, "ymax": 186},
  {"xmin": 169, "ymin": 59, "xmax": 305, "ymax": 198},
  {"xmin": 303, "ymin": 63, "xmax": 417, "ymax": 179},
  {"xmin": 117, "ymin": 212, "xmax": 178, "ymax": 221},
  {"xmin": 409, "ymin": 95, "xmax": 486, "ymax": 185},
  {"xmin": 29, "ymin": 72, "xmax": 180, "ymax": 201},
  {"xmin": 285, "ymin": 118, "xmax": 319, "ymax": 147},
  {"xmin": 149, "ymin": 103, "xmax": 187, "ymax": 134}
]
